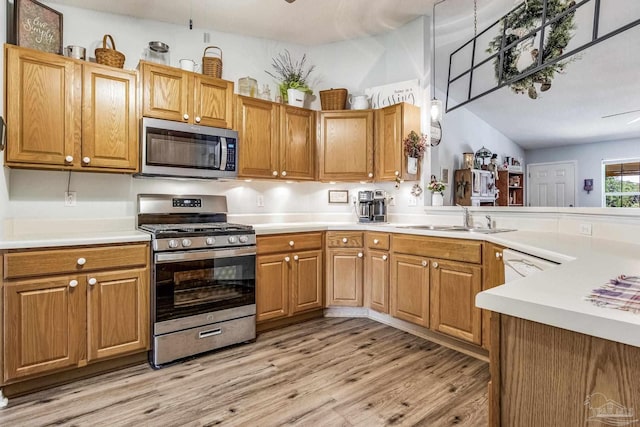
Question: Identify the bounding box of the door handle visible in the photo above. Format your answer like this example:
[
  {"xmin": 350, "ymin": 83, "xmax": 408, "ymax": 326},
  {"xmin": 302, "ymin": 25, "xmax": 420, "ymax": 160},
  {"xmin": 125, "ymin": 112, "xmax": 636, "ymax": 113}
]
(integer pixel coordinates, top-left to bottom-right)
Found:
[{"xmin": 199, "ymin": 329, "xmax": 222, "ymax": 339}]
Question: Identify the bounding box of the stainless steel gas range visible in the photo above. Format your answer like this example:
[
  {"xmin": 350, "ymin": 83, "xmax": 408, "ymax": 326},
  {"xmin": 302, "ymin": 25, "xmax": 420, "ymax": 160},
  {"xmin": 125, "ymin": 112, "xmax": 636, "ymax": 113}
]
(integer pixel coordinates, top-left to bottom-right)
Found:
[{"xmin": 137, "ymin": 194, "xmax": 256, "ymax": 368}]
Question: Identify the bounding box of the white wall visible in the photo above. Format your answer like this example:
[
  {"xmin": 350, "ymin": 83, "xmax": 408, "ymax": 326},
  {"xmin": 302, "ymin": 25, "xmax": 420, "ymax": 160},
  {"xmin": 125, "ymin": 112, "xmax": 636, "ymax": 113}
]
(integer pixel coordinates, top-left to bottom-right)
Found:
[
  {"xmin": 525, "ymin": 137, "xmax": 640, "ymax": 208},
  {"xmin": 1, "ymin": 3, "xmax": 430, "ymax": 226}
]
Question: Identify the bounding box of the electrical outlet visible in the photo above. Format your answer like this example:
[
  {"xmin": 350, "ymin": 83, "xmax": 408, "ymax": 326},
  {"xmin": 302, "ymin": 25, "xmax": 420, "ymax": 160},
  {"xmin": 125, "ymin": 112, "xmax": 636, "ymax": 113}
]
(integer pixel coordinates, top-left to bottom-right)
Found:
[
  {"xmin": 351, "ymin": 195, "xmax": 357, "ymax": 205},
  {"xmin": 257, "ymin": 195, "xmax": 265, "ymax": 207},
  {"xmin": 389, "ymin": 196, "xmax": 396, "ymax": 206},
  {"xmin": 579, "ymin": 223, "xmax": 592, "ymax": 236},
  {"xmin": 408, "ymin": 196, "xmax": 417, "ymax": 206},
  {"xmin": 64, "ymin": 191, "xmax": 77, "ymax": 207}
]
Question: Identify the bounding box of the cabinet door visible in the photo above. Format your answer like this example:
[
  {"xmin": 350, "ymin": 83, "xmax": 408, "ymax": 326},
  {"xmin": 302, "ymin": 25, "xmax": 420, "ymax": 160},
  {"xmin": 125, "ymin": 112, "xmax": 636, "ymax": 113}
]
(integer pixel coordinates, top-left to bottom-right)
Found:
[
  {"xmin": 87, "ymin": 268, "xmax": 149, "ymax": 362},
  {"xmin": 365, "ymin": 250, "xmax": 390, "ymax": 313},
  {"xmin": 318, "ymin": 110, "xmax": 374, "ymax": 181},
  {"xmin": 375, "ymin": 104, "xmax": 403, "ymax": 181},
  {"xmin": 482, "ymin": 243, "xmax": 505, "ymax": 349},
  {"xmin": 326, "ymin": 248, "xmax": 364, "ymax": 306},
  {"xmin": 291, "ymin": 250, "xmax": 323, "ymax": 314},
  {"xmin": 256, "ymin": 254, "xmax": 290, "ymax": 322},
  {"xmin": 430, "ymin": 259, "xmax": 482, "ymax": 345},
  {"xmin": 236, "ymin": 96, "xmax": 279, "ymax": 179},
  {"xmin": 5, "ymin": 46, "xmax": 78, "ymax": 167},
  {"xmin": 280, "ymin": 106, "xmax": 316, "ymax": 180},
  {"xmin": 4, "ymin": 275, "xmax": 84, "ymax": 381},
  {"xmin": 390, "ymin": 253, "xmax": 430, "ymax": 327},
  {"xmin": 141, "ymin": 62, "xmax": 190, "ymax": 122},
  {"xmin": 82, "ymin": 64, "xmax": 138, "ymax": 171},
  {"xmin": 193, "ymin": 75, "xmax": 233, "ymax": 129}
]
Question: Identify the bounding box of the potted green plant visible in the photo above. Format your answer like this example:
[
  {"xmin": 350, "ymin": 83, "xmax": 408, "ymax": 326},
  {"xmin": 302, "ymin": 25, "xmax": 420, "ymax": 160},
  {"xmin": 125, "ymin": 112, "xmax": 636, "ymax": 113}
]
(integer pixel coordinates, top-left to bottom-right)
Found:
[{"xmin": 266, "ymin": 50, "xmax": 315, "ymax": 107}]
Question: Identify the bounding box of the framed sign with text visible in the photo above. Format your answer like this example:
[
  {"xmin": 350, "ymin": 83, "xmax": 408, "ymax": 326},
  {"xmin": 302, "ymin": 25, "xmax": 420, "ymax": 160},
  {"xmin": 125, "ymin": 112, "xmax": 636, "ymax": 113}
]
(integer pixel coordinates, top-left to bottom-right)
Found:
[
  {"xmin": 7, "ymin": 0, "xmax": 63, "ymax": 54},
  {"xmin": 364, "ymin": 79, "xmax": 423, "ymax": 109}
]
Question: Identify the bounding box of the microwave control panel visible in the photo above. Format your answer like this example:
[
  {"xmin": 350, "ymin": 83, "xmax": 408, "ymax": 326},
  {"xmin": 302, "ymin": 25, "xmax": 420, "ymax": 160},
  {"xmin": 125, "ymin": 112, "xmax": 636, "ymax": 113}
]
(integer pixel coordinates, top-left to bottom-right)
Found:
[{"xmin": 224, "ymin": 140, "xmax": 236, "ymax": 171}]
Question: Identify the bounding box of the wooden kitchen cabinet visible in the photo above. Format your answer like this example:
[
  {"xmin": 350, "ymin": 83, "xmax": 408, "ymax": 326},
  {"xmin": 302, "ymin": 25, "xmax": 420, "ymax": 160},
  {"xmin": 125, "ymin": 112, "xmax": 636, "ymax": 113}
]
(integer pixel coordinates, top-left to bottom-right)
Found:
[
  {"xmin": 496, "ymin": 170, "xmax": 525, "ymax": 206},
  {"xmin": 236, "ymin": 96, "xmax": 315, "ymax": 180},
  {"xmin": 482, "ymin": 243, "xmax": 505, "ymax": 350},
  {"xmin": 140, "ymin": 61, "xmax": 233, "ymax": 128},
  {"xmin": 5, "ymin": 45, "xmax": 138, "ymax": 172},
  {"xmin": 326, "ymin": 232, "xmax": 364, "ymax": 307},
  {"xmin": 318, "ymin": 110, "xmax": 374, "ymax": 181},
  {"xmin": 430, "ymin": 259, "xmax": 482, "ymax": 345},
  {"xmin": 375, "ymin": 102, "xmax": 421, "ymax": 181},
  {"xmin": 390, "ymin": 253, "xmax": 430, "ymax": 327},
  {"xmin": 364, "ymin": 232, "xmax": 391, "ymax": 313},
  {"xmin": 256, "ymin": 233, "xmax": 323, "ymax": 324},
  {"xmin": 2, "ymin": 243, "xmax": 150, "ymax": 383}
]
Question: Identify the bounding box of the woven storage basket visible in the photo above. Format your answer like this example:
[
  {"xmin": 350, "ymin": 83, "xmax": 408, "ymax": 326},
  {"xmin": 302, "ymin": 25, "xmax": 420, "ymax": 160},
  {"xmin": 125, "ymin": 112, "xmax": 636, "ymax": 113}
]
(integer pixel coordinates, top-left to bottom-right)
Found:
[
  {"xmin": 95, "ymin": 35, "xmax": 125, "ymax": 68},
  {"xmin": 320, "ymin": 88, "xmax": 348, "ymax": 110},
  {"xmin": 202, "ymin": 46, "xmax": 223, "ymax": 78}
]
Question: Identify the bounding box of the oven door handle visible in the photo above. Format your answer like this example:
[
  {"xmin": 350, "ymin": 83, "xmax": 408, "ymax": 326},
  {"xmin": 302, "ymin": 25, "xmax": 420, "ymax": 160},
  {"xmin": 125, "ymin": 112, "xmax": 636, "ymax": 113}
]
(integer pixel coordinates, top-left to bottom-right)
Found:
[{"xmin": 155, "ymin": 246, "xmax": 256, "ymax": 263}]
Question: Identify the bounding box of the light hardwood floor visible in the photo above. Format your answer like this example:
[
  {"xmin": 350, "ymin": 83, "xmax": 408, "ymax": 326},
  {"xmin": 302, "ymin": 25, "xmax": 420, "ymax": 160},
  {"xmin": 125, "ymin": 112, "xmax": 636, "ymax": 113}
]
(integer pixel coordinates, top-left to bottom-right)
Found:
[{"xmin": 0, "ymin": 318, "xmax": 489, "ymax": 426}]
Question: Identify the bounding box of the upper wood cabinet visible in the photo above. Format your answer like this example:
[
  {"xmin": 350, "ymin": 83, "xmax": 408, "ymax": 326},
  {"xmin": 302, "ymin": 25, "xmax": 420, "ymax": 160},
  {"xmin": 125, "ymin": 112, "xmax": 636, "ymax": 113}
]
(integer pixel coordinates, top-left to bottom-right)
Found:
[
  {"xmin": 375, "ymin": 103, "xmax": 421, "ymax": 181},
  {"xmin": 5, "ymin": 45, "xmax": 138, "ymax": 172},
  {"xmin": 140, "ymin": 61, "xmax": 233, "ymax": 129},
  {"xmin": 236, "ymin": 96, "xmax": 315, "ymax": 180},
  {"xmin": 318, "ymin": 110, "xmax": 374, "ymax": 182}
]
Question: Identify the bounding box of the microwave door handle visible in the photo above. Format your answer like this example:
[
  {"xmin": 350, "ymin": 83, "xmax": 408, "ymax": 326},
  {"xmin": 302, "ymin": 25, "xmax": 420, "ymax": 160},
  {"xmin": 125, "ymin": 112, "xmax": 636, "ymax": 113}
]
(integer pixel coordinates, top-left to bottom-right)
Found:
[{"xmin": 219, "ymin": 137, "xmax": 227, "ymax": 171}]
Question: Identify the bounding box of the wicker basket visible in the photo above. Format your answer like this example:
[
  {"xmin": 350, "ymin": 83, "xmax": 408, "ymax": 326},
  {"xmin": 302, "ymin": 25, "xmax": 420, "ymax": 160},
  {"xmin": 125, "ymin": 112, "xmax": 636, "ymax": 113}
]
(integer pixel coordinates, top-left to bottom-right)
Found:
[
  {"xmin": 202, "ymin": 46, "xmax": 223, "ymax": 78},
  {"xmin": 95, "ymin": 35, "xmax": 125, "ymax": 68},
  {"xmin": 320, "ymin": 88, "xmax": 348, "ymax": 110}
]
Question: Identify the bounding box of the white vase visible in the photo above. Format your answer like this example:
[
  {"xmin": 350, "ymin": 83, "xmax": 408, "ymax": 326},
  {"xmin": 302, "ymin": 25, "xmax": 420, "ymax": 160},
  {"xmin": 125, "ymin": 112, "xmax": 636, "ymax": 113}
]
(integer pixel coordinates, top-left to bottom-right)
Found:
[
  {"xmin": 407, "ymin": 156, "xmax": 418, "ymax": 175},
  {"xmin": 287, "ymin": 88, "xmax": 306, "ymax": 107},
  {"xmin": 432, "ymin": 192, "xmax": 444, "ymax": 206}
]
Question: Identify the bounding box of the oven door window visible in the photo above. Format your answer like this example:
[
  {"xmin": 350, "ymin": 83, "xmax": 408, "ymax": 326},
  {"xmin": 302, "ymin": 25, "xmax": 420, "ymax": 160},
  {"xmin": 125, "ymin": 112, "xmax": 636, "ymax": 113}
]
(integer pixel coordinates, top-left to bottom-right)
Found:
[
  {"xmin": 146, "ymin": 127, "xmax": 221, "ymax": 170},
  {"xmin": 155, "ymin": 254, "xmax": 255, "ymax": 322}
]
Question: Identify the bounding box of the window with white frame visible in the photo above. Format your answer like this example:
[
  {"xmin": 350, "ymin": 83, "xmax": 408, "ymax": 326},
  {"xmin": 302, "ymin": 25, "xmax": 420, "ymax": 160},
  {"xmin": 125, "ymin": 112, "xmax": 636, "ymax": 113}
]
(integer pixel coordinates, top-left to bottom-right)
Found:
[{"xmin": 603, "ymin": 159, "xmax": 640, "ymax": 208}]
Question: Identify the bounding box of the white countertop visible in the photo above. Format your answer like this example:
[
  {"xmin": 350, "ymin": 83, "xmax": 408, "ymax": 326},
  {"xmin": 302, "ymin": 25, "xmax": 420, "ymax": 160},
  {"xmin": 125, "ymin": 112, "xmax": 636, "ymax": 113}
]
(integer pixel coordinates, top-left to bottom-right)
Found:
[{"xmin": 0, "ymin": 229, "xmax": 150, "ymax": 249}]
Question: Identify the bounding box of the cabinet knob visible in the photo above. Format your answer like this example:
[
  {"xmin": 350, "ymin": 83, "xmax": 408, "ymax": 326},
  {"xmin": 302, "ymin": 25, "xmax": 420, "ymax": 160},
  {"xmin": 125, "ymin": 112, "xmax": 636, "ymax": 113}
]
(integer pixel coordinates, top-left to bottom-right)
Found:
[
  {"xmin": 421, "ymin": 260, "xmax": 428, "ymax": 267},
  {"xmin": 342, "ymin": 237, "xmax": 348, "ymax": 243},
  {"xmin": 195, "ymin": 116, "xmax": 201, "ymax": 123},
  {"xmin": 496, "ymin": 252, "xmax": 503, "ymax": 259},
  {"xmin": 284, "ymin": 256, "xmax": 290, "ymax": 262},
  {"xmin": 293, "ymin": 255, "xmax": 299, "ymax": 261},
  {"xmin": 373, "ymin": 239, "xmax": 379, "ymax": 244},
  {"xmin": 368, "ymin": 173, "xmax": 373, "ymax": 178},
  {"xmin": 358, "ymin": 252, "xmax": 363, "ymax": 258},
  {"xmin": 183, "ymin": 113, "xmax": 189, "ymax": 120},
  {"xmin": 65, "ymin": 155, "xmax": 74, "ymax": 163},
  {"xmin": 77, "ymin": 257, "xmax": 86, "ymax": 266},
  {"xmin": 69, "ymin": 279, "xmax": 78, "ymax": 288},
  {"xmin": 88, "ymin": 277, "xmax": 97, "ymax": 286},
  {"xmin": 382, "ymin": 255, "xmax": 388, "ymax": 261},
  {"xmin": 289, "ymin": 240, "xmax": 295, "ymax": 247},
  {"xmin": 394, "ymin": 171, "xmax": 400, "ymax": 176},
  {"xmin": 272, "ymin": 171, "xmax": 279, "ymax": 176},
  {"xmin": 433, "ymin": 262, "xmax": 439, "ymax": 269},
  {"xmin": 281, "ymin": 171, "xmax": 287, "ymax": 177},
  {"xmin": 82, "ymin": 156, "xmax": 91, "ymax": 164}
]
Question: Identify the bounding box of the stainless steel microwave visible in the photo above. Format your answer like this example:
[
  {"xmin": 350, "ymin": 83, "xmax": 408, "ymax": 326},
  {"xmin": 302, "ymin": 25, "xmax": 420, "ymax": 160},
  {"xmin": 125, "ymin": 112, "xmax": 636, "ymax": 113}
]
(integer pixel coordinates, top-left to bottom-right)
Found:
[{"xmin": 138, "ymin": 117, "xmax": 238, "ymax": 179}]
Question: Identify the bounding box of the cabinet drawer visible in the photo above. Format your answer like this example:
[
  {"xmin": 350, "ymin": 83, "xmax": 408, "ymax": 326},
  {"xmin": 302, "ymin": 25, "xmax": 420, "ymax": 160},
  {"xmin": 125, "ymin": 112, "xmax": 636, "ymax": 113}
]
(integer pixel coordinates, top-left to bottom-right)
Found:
[
  {"xmin": 326, "ymin": 231, "xmax": 364, "ymax": 248},
  {"xmin": 4, "ymin": 244, "xmax": 149, "ymax": 279},
  {"xmin": 366, "ymin": 232, "xmax": 390, "ymax": 250},
  {"xmin": 257, "ymin": 232, "xmax": 323, "ymax": 255},
  {"xmin": 392, "ymin": 234, "xmax": 482, "ymax": 264}
]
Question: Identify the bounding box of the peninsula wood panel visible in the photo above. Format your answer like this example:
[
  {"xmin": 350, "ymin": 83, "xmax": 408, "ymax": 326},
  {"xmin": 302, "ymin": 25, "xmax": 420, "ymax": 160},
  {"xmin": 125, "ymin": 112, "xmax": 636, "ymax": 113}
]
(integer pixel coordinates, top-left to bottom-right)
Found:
[
  {"xmin": 326, "ymin": 248, "xmax": 364, "ymax": 306},
  {"xmin": 193, "ymin": 75, "xmax": 233, "ymax": 129},
  {"xmin": 390, "ymin": 253, "xmax": 430, "ymax": 327},
  {"xmin": 430, "ymin": 259, "xmax": 482, "ymax": 345},
  {"xmin": 141, "ymin": 62, "xmax": 190, "ymax": 122},
  {"xmin": 318, "ymin": 110, "xmax": 374, "ymax": 181},
  {"xmin": 256, "ymin": 254, "xmax": 290, "ymax": 322},
  {"xmin": 5, "ymin": 45, "xmax": 76, "ymax": 166},
  {"xmin": 236, "ymin": 96, "xmax": 279, "ymax": 179},
  {"xmin": 4, "ymin": 244, "xmax": 148, "ymax": 280},
  {"xmin": 87, "ymin": 268, "xmax": 149, "ymax": 362},
  {"xmin": 374, "ymin": 102, "xmax": 421, "ymax": 181},
  {"xmin": 82, "ymin": 65, "xmax": 137, "ymax": 170},
  {"xmin": 256, "ymin": 232, "xmax": 323, "ymax": 255},
  {"xmin": 482, "ymin": 243, "xmax": 505, "ymax": 350},
  {"xmin": 279, "ymin": 105, "xmax": 316, "ymax": 180},
  {"xmin": 290, "ymin": 250, "xmax": 323, "ymax": 314},
  {"xmin": 4, "ymin": 275, "xmax": 85, "ymax": 381},
  {"xmin": 497, "ymin": 315, "xmax": 640, "ymax": 427},
  {"xmin": 392, "ymin": 234, "xmax": 483, "ymax": 264},
  {"xmin": 365, "ymin": 250, "xmax": 390, "ymax": 313}
]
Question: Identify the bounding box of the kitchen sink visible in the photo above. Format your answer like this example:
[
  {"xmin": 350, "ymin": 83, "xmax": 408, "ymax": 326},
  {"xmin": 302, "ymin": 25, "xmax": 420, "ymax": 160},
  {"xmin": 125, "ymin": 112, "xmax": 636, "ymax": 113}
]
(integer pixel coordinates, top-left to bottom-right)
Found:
[{"xmin": 397, "ymin": 225, "xmax": 516, "ymax": 234}]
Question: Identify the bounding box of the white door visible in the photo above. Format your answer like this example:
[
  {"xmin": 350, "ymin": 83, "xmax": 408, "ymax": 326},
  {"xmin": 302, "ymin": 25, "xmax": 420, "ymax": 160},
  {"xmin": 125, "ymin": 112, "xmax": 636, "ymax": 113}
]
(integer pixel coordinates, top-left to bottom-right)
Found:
[{"xmin": 527, "ymin": 162, "xmax": 576, "ymax": 207}]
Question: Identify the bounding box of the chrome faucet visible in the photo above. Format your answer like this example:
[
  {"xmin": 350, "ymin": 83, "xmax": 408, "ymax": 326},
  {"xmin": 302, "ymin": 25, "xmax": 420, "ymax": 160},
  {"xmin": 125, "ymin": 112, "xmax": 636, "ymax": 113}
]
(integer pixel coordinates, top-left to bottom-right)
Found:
[
  {"xmin": 486, "ymin": 215, "xmax": 492, "ymax": 229},
  {"xmin": 456, "ymin": 204, "xmax": 473, "ymax": 228}
]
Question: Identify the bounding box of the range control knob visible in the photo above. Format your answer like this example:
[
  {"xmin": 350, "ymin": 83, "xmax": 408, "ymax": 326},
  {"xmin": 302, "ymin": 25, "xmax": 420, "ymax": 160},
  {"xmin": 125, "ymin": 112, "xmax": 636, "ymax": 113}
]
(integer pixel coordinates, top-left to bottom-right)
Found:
[
  {"xmin": 168, "ymin": 239, "xmax": 179, "ymax": 248},
  {"xmin": 239, "ymin": 235, "xmax": 249, "ymax": 243},
  {"xmin": 228, "ymin": 236, "xmax": 238, "ymax": 244},
  {"xmin": 182, "ymin": 239, "xmax": 192, "ymax": 247},
  {"xmin": 206, "ymin": 237, "xmax": 216, "ymax": 246}
]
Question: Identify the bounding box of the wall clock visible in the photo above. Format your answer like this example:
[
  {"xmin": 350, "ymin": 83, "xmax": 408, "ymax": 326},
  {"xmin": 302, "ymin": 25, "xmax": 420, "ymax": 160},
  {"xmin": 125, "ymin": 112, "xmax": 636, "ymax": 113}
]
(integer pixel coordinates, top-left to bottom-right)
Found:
[{"xmin": 430, "ymin": 121, "xmax": 442, "ymax": 146}]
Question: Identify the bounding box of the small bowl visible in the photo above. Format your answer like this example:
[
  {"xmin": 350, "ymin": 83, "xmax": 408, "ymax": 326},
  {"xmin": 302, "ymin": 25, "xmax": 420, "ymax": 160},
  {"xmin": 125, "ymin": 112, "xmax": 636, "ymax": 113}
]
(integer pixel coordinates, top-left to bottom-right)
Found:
[{"xmin": 148, "ymin": 41, "xmax": 169, "ymax": 53}]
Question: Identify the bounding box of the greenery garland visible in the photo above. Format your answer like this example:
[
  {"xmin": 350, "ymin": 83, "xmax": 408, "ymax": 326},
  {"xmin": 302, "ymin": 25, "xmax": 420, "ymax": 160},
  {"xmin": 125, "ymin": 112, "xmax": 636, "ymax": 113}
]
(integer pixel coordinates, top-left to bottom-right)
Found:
[{"xmin": 487, "ymin": 0, "xmax": 577, "ymax": 99}]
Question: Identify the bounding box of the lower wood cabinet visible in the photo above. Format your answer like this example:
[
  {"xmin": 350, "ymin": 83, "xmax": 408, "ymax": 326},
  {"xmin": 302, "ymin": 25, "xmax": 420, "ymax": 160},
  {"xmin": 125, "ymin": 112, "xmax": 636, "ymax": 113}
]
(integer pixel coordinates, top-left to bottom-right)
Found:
[
  {"xmin": 365, "ymin": 250, "xmax": 390, "ymax": 313},
  {"xmin": 2, "ymin": 243, "xmax": 150, "ymax": 383},
  {"xmin": 326, "ymin": 248, "xmax": 364, "ymax": 306},
  {"xmin": 390, "ymin": 253, "xmax": 430, "ymax": 327}
]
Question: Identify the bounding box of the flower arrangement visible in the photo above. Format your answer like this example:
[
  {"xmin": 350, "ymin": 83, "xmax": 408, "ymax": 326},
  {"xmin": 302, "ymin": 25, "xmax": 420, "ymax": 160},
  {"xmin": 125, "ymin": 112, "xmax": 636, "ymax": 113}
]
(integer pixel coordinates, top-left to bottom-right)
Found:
[
  {"xmin": 265, "ymin": 49, "xmax": 315, "ymax": 102},
  {"xmin": 403, "ymin": 131, "xmax": 428, "ymax": 159},
  {"xmin": 427, "ymin": 180, "xmax": 446, "ymax": 194}
]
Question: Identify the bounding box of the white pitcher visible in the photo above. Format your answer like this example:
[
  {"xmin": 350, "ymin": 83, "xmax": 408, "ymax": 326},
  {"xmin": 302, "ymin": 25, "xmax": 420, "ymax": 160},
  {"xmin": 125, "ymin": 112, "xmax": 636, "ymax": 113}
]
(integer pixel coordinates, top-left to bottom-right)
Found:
[{"xmin": 349, "ymin": 94, "xmax": 370, "ymax": 110}]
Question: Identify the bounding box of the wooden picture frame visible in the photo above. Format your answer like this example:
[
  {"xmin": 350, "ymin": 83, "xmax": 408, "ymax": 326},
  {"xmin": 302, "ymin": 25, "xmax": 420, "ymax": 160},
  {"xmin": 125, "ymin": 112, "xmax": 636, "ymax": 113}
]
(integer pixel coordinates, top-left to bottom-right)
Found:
[
  {"xmin": 328, "ymin": 190, "xmax": 349, "ymax": 204},
  {"xmin": 7, "ymin": 0, "xmax": 63, "ymax": 54}
]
